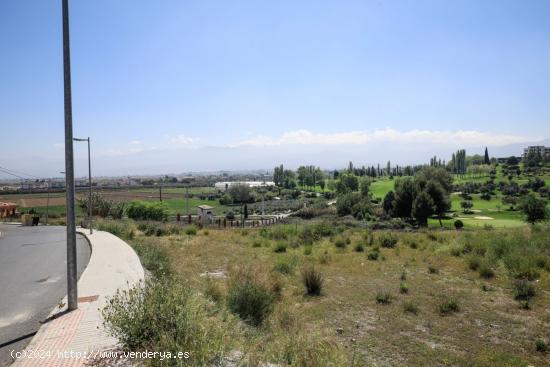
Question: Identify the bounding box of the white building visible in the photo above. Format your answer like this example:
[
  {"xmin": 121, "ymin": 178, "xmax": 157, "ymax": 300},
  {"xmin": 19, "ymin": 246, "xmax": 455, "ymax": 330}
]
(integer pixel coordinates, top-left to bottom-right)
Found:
[{"xmin": 214, "ymin": 181, "xmax": 275, "ymax": 191}]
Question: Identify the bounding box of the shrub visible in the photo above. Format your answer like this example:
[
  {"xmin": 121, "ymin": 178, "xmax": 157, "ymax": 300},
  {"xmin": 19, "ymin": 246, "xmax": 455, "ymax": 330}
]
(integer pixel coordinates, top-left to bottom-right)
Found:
[
  {"xmin": 379, "ymin": 234, "xmax": 398, "ymax": 248},
  {"xmin": 438, "ymin": 298, "xmax": 459, "ymax": 315},
  {"xmin": 252, "ymin": 238, "xmax": 263, "ymax": 247},
  {"xmin": 334, "ymin": 236, "xmax": 348, "ymax": 249},
  {"xmin": 468, "ymin": 256, "xmax": 482, "ymax": 271},
  {"xmin": 519, "ymin": 300, "xmax": 530, "ymax": 310},
  {"xmin": 203, "ymin": 229, "xmax": 209, "ymax": 236},
  {"xmin": 184, "ymin": 225, "xmax": 197, "ymax": 235},
  {"xmin": 368, "ymin": 250, "xmax": 379, "ymax": 261},
  {"xmin": 126, "ymin": 201, "xmax": 167, "ymax": 221},
  {"xmin": 353, "ymin": 242, "xmax": 365, "ymax": 252},
  {"xmin": 102, "ymin": 280, "xmax": 234, "ymax": 364},
  {"xmin": 513, "ymin": 279, "xmax": 536, "ymax": 300},
  {"xmin": 273, "ymin": 258, "xmax": 295, "ymax": 275},
  {"xmin": 454, "ymin": 219, "xmax": 464, "ymax": 230},
  {"xmin": 301, "ymin": 266, "xmax": 323, "ymax": 296},
  {"xmin": 399, "ymin": 282, "xmax": 409, "ymax": 294},
  {"xmin": 450, "ymin": 246, "xmax": 462, "ymax": 257},
  {"xmin": 303, "ymin": 245, "xmax": 312, "ymax": 256},
  {"xmin": 225, "ymin": 211, "xmax": 235, "ymax": 220},
  {"xmin": 428, "ymin": 265, "xmax": 439, "ymax": 274},
  {"xmin": 227, "ymin": 271, "xmax": 276, "ymax": 326},
  {"xmin": 535, "ymin": 339, "xmax": 548, "ymax": 353},
  {"xmin": 319, "ymin": 250, "xmax": 331, "ymax": 264},
  {"xmin": 131, "ymin": 240, "xmax": 172, "ymax": 279},
  {"xmin": 478, "ymin": 263, "xmax": 495, "ymax": 279},
  {"xmin": 204, "ymin": 278, "xmax": 223, "ymax": 303},
  {"xmin": 273, "ymin": 241, "xmax": 288, "ymax": 253},
  {"xmin": 403, "ymin": 301, "xmax": 418, "ymax": 315},
  {"xmin": 375, "ymin": 292, "xmax": 392, "ymax": 304}
]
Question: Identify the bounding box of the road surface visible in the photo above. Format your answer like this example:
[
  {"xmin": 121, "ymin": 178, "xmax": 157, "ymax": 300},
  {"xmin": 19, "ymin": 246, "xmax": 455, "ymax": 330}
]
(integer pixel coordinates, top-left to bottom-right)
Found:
[{"xmin": 0, "ymin": 225, "xmax": 91, "ymax": 366}]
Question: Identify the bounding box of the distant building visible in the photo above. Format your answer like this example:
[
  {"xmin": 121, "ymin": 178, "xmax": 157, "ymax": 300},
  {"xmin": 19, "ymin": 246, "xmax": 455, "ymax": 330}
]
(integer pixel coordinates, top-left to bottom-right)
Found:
[
  {"xmin": 214, "ymin": 181, "xmax": 275, "ymax": 191},
  {"xmin": 523, "ymin": 145, "xmax": 550, "ymax": 158}
]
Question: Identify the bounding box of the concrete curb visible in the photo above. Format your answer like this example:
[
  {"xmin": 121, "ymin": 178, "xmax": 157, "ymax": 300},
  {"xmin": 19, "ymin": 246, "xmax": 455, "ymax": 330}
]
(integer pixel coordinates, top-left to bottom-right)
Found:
[{"xmin": 12, "ymin": 229, "xmax": 144, "ymax": 366}]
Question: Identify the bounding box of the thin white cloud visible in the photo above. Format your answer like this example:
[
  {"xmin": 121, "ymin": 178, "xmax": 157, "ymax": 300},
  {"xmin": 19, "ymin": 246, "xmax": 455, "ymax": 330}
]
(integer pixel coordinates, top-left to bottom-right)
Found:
[
  {"xmin": 54, "ymin": 143, "xmax": 64, "ymax": 149},
  {"xmin": 170, "ymin": 135, "xmax": 197, "ymax": 145},
  {"xmin": 130, "ymin": 140, "xmax": 141, "ymax": 145},
  {"xmin": 231, "ymin": 128, "xmax": 534, "ymax": 147}
]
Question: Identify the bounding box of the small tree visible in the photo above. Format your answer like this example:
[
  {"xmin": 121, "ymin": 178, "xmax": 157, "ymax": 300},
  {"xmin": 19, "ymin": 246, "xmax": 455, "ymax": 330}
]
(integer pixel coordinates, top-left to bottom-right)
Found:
[
  {"xmin": 518, "ymin": 194, "xmax": 548, "ymax": 224},
  {"xmin": 460, "ymin": 200, "xmax": 473, "ymax": 214},
  {"xmin": 502, "ymin": 195, "xmax": 518, "ymax": 211},
  {"xmin": 382, "ymin": 190, "xmax": 395, "ymax": 216},
  {"xmin": 412, "ymin": 190, "xmax": 434, "ymax": 226}
]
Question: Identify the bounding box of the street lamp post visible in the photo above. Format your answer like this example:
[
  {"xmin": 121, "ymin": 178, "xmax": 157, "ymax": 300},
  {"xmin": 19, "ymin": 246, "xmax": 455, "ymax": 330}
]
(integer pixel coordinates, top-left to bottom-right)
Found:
[
  {"xmin": 62, "ymin": 0, "xmax": 78, "ymax": 311},
  {"xmin": 74, "ymin": 137, "xmax": 92, "ymax": 234}
]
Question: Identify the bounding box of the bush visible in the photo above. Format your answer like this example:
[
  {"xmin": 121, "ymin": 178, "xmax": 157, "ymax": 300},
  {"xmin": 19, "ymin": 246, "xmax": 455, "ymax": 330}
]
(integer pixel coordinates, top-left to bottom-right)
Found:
[
  {"xmin": 513, "ymin": 279, "xmax": 536, "ymax": 300},
  {"xmin": 184, "ymin": 225, "xmax": 198, "ymax": 235},
  {"xmin": 368, "ymin": 250, "xmax": 379, "ymax": 261},
  {"xmin": 379, "ymin": 234, "xmax": 398, "ymax": 248},
  {"xmin": 227, "ymin": 270, "xmax": 276, "ymax": 326},
  {"xmin": 334, "ymin": 236, "xmax": 348, "ymax": 249},
  {"xmin": 131, "ymin": 240, "xmax": 172, "ymax": 279},
  {"xmin": 273, "ymin": 241, "xmax": 288, "ymax": 253},
  {"xmin": 375, "ymin": 292, "xmax": 392, "ymax": 304},
  {"xmin": 102, "ymin": 280, "xmax": 234, "ymax": 364},
  {"xmin": 468, "ymin": 256, "xmax": 482, "ymax": 271},
  {"xmin": 303, "ymin": 245, "xmax": 312, "ymax": 255},
  {"xmin": 273, "ymin": 258, "xmax": 295, "ymax": 275},
  {"xmin": 454, "ymin": 219, "xmax": 464, "ymax": 230},
  {"xmin": 301, "ymin": 266, "xmax": 323, "ymax": 296},
  {"xmin": 399, "ymin": 282, "xmax": 409, "ymax": 294},
  {"xmin": 403, "ymin": 301, "xmax": 418, "ymax": 315},
  {"xmin": 438, "ymin": 298, "xmax": 459, "ymax": 315},
  {"xmin": 126, "ymin": 201, "xmax": 167, "ymax": 221},
  {"xmin": 353, "ymin": 242, "xmax": 365, "ymax": 252},
  {"xmin": 428, "ymin": 265, "xmax": 439, "ymax": 274},
  {"xmin": 519, "ymin": 300, "xmax": 530, "ymax": 310},
  {"xmin": 225, "ymin": 211, "xmax": 235, "ymax": 220},
  {"xmin": 478, "ymin": 263, "xmax": 495, "ymax": 279},
  {"xmin": 535, "ymin": 339, "xmax": 548, "ymax": 353}
]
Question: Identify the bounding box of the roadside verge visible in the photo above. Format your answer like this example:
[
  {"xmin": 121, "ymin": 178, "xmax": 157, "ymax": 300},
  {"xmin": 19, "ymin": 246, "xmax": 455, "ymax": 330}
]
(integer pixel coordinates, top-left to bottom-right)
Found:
[{"xmin": 12, "ymin": 229, "xmax": 144, "ymax": 367}]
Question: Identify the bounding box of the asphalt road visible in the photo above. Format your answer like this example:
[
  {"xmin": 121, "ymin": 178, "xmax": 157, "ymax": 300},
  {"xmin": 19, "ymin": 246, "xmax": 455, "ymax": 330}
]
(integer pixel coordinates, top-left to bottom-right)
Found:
[{"xmin": 0, "ymin": 225, "xmax": 91, "ymax": 366}]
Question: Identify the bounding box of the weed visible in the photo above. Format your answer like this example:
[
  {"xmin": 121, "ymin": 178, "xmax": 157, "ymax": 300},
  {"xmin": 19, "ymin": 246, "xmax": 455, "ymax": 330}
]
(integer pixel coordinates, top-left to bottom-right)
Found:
[
  {"xmin": 368, "ymin": 250, "xmax": 379, "ymax": 261},
  {"xmin": 273, "ymin": 241, "xmax": 288, "ymax": 253},
  {"xmin": 519, "ymin": 300, "xmax": 530, "ymax": 310},
  {"xmin": 303, "ymin": 245, "xmax": 312, "ymax": 255},
  {"xmin": 513, "ymin": 279, "xmax": 536, "ymax": 300},
  {"xmin": 468, "ymin": 256, "xmax": 482, "ymax": 271},
  {"xmin": 353, "ymin": 242, "xmax": 365, "ymax": 252},
  {"xmin": 478, "ymin": 263, "xmax": 495, "ymax": 279},
  {"xmin": 227, "ymin": 270, "xmax": 276, "ymax": 326},
  {"xmin": 302, "ymin": 266, "xmax": 324, "ymax": 296},
  {"xmin": 399, "ymin": 282, "xmax": 409, "ymax": 294},
  {"xmin": 403, "ymin": 301, "xmax": 418, "ymax": 314},
  {"xmin": 535, "ymin": 339, "xmax": 547, "ymax": 353},
  {"xmin": 438, "ymin": 298, "xmax": 460, "ymax": 315},
  {"xmin": 428, "ymin": 265, "xmax": 439, "ymax": 274},
  {"xmin": 375, "ymin": 292, "xmax": 392, "ymax": 304},
  {"xmin": 273, "ymin": 258, "xmax": 295, "ymax": 275},
  {"xmin": 379, "ymin": 234, "xmax": 398, "ymax": 248},
  {"xmin": 184, "ymin": 225, "xmax": 197, "ymax": 235}
]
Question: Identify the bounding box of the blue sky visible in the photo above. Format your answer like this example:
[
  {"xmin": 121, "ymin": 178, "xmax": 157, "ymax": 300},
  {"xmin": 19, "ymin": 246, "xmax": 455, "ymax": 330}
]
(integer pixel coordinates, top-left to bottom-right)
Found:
[{"xmin": 1, "ymin": 0, "xmax": 550, "ymax": 177}]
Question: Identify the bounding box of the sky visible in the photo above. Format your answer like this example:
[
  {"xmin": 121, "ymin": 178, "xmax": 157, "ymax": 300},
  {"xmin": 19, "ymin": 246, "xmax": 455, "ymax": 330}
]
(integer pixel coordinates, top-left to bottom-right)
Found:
[{"xmin": 1, "ymin": 0, "xmax": 550, "ymax": 177}]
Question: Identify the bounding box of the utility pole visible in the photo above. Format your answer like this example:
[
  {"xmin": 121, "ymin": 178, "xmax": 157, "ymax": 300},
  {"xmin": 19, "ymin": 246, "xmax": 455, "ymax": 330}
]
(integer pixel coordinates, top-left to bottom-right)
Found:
[
  {"xmin": 74, "ymin": 137, "xmax": 92, "ymax": 234},
  {"xmin": 62, "ymin": 0, "xmax": 78, "ymax": 311},
  {"xmin": 159, "ymin": 186, "xmax": 162, "ymax": 202},
  {"xmin": 45, "ymin": 179, "xmax": 50, "ymax": 226}
]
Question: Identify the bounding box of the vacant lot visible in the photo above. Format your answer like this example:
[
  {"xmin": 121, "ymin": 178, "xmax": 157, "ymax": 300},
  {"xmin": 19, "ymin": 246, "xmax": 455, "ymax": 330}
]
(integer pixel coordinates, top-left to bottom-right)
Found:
[{"xmin": 102, "ymin": 220, "xmax": 550, "ymax": 366}]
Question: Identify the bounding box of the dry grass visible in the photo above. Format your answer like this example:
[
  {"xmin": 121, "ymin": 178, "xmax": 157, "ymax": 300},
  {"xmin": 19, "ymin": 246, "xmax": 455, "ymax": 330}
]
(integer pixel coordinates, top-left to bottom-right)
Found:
[{"xmin": 128, "ymin": 225, "xmax": 550, "ymax": 366}]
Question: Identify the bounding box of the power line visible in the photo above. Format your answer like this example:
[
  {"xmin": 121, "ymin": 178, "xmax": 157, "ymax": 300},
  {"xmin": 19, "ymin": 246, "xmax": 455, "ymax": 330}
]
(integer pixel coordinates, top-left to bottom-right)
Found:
[
  {"xmin": 0, "ymin": 165, "xmax": 40, "ymax": 179},
  {"xmin": 0, "ymin": 168, "xmax": 28, "ymax": 180}
]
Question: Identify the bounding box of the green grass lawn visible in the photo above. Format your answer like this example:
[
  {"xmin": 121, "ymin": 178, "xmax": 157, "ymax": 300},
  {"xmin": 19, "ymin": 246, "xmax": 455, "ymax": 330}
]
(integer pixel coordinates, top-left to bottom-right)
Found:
[{"xmin": 370, "ymin": 179, "xmax": 395, "ymax": 199}]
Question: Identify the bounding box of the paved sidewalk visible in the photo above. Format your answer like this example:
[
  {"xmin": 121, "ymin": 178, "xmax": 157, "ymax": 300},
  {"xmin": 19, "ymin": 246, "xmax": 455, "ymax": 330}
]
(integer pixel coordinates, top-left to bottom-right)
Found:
[{"xmin": 11, "ymin": 230, "xmax": 144, "ymax": 367}]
